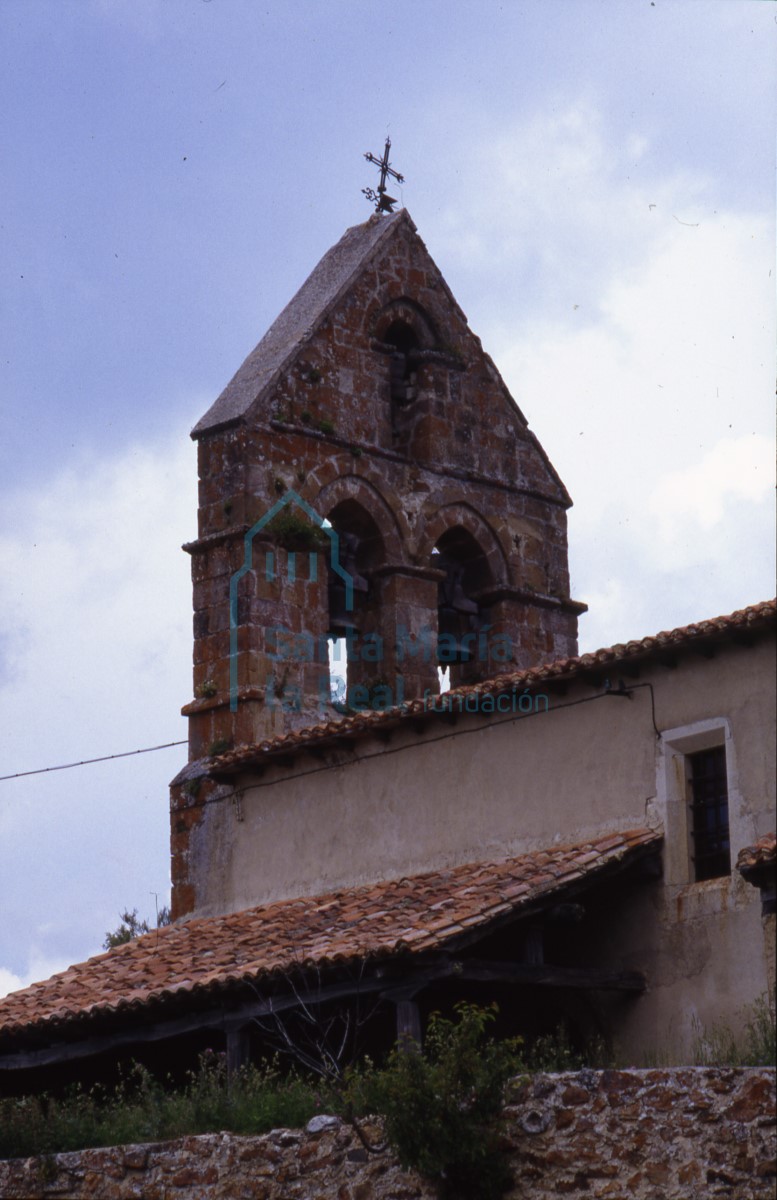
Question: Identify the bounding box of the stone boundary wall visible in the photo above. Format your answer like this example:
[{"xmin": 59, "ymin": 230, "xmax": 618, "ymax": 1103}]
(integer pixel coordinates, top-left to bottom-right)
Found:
[{"xmin": 0, "ymin": 1068, "xmax": 774, "ymax": 1200}]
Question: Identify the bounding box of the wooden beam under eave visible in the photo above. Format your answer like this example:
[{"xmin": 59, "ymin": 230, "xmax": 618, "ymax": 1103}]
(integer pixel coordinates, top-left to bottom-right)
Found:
[
  {"xmin": 0, "ymin": 974, "xmax": 389, "ymax": 1073},
  {"xmin": 456, "ymin": 959, "xmax": 647, "ymax": 992},
  {"xmin": 0, "ymin": 953, "xmax": 648, "ymax": 1075}
]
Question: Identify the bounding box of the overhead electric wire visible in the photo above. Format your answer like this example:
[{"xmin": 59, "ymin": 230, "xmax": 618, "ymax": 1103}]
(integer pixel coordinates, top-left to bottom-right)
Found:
[
  {"xmin": 0, "ymin": 740, "xmax": 188, "ymax": 783},
  {"xmin": 185, "ymin": 683, "xmax": 662, "ymax": 815},
  {"xmin": 0, "ymin": 681, "xmax": 661, "ymax": 788}
]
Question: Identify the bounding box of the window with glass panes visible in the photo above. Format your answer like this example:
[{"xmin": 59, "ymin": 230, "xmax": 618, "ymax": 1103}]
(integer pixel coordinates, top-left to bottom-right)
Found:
[{"xmin": 687, "ymin": 745, "xmax": 731, "ymax": 881}]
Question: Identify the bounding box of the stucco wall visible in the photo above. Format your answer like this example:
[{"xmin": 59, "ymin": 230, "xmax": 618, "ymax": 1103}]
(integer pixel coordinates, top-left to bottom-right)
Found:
[
  {"xmin": 1, "ymin": 1068, "xmax": 774, "ymax": 1199},
  {"xmin": 190, "ymin": 639, "xmax": 775, "ymax": 916},
  {"xmin": 179, "ymin": 634, "xmax": 775, "ymax": 1061}
]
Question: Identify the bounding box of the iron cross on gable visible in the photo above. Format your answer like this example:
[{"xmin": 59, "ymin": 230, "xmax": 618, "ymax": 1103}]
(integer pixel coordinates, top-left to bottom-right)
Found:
[{"xmin": 363, "ymin": 137, "xmax": 405, "ymax": 214}]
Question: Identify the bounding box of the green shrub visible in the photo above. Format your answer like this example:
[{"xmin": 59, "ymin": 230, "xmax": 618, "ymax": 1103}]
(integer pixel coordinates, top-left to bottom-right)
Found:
[
  {"xmin": 103, "ymin": 907, "xmax": 171, "ymax": 950},
  {"xmin": 344, "ymin": 1003, "xmax": 522, "ymax": 1200},
  {"xmin": 0, "ymin": 1056, "xmax": 322, "ymax": 1161},
  {"xmin": 522, "ymin": 1023, "xmax": 609, "ymax": 1072}
]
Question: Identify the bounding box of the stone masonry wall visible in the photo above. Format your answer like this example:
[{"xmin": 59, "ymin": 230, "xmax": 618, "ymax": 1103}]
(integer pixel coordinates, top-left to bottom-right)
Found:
[
  {"xmin": 181, "ymin": 213, "xmax": 584, "ymax": 761},
  {"xmin": 1, "ymin": 1068, "xmax": 774, "ymax": 1200},
  {"xmin": 171, "ymin": 213, "xmax": 586, "ymax": 920}
]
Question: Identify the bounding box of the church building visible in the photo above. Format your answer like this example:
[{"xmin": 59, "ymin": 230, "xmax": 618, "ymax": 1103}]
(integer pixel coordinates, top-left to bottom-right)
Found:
[{"xmin": 0, "ymin": 207, "xmax": 773, "ymax": 1088}]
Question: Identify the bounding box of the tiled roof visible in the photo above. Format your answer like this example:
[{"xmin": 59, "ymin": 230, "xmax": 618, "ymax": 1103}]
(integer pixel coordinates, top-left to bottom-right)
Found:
[
  {"xmin": 0, "ymin": 828, "xmax": 659, "ymax": 1043},
  {"xmin": 210, "ymin": 599, "xmax": 777, "ymax": 776},
  {"xmin": 736, "ymin": 834, "xmax": 776, "ymax": 883},
  {"xmin": 192, "ymin": 211, "xmax": 408, "ymax": 436}
]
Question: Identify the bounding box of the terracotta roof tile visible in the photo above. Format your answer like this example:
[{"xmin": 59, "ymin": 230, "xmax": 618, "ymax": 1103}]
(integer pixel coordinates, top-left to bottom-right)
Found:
[
  {"xmin": 210, "ymin": 600, "xmax": 776, "ymax": 774},
  {"xmin": 736, "ymin": 834, "xmax": 776, "ymax": 885},
  {"xmin": 0, "ymin": 828, "xmax": 660, "ymax": 1043},
  {"xmin": 737, "ymin": 833, "xmax": 776, "ymax": 870}
]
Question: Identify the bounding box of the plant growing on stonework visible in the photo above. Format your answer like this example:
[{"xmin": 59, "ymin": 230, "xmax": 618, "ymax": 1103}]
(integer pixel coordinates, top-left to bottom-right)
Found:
[
  {"xmin": 195, "ymin": 679, "xmax": 217, "ymax": 699},
  {"xmin": 317, "ymin": 417, "xmax": 335, "ymax": 435},
  {"xmin": 692, "ymin": 992, "xmax": 776, "ymax": 1067},
  {"xmin": 346, "ymin": 1003, "xmax": 523, "ymax": 1200},
  {"xmin": 266, "ymin": 510, "xmax": 328, "ymax": 551}
]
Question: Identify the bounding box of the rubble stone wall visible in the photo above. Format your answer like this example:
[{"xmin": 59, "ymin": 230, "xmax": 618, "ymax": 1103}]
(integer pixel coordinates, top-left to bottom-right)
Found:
[{"xmin": 1, "ymin": 1067, "xmax": 774, "ymax": 1200}]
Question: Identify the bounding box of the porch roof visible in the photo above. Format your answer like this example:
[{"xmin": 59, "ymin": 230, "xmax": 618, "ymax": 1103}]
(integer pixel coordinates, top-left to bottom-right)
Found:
[{"xmin": 0, "ymin": 827, "xmax": 660, "ymax": 1049}]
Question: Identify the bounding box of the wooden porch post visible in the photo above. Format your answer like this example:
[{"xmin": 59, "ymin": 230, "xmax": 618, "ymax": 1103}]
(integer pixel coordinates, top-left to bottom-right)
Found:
[
  {"xmin": 394, "ymin": 998, "xmax": 422, "ymax": 1052},
  {"xmin": 226, "ymin": 1025, "xmax": 251, "ymax": 1083}
]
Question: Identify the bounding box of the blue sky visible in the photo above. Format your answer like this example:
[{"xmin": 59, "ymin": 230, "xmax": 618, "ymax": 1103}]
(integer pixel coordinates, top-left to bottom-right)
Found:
[{"xmin": 0, "ymin": 0, "xmax": 774, "ymax": 994}]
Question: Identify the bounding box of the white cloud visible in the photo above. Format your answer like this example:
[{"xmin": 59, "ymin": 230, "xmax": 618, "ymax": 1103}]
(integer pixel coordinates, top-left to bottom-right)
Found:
[
  {"xmin": 430, "ymin": 97, "xmax": 708, "ymax": 319},
  {"xmin": 425, "ymin": 102, "xmax": 775, "ymax": 646},
  {"xmin": 0, "ymin": 426, "xmax": 197, "ymax": 978},
  {"xmin": 649, "ymin": 435, "xmax": 774, "ymax": 533},
  {"xmin": 0, "ymin": 432, "xmax": 197, "ymax": 745},
  {"xmin": 484, "ymin": 201, "xmax": 774, "ymax": 640},
  {"xmin": 0, "ymin": 968, "xmax": 23, "ymax": 1000},
  {"xmin": 0, "ymin": 951, "xmax": 73, "ymax": 1001}
]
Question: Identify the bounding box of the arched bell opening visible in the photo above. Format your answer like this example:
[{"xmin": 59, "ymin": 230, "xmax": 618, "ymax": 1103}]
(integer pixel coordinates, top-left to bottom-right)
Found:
[
  {"xmin": 433, "ymin": 527, "xmax": 493, "ymax": 689},
  {"xmin": 372, "ymin": 298, "xmax": 438, "ymax": 450},
  {"xmin": 326, "ymin": 501, "xmax": 386, "ymax": 706},
  {"xmin": 384, "ymin": 319, "xmax": 420, "ymax": 409}
]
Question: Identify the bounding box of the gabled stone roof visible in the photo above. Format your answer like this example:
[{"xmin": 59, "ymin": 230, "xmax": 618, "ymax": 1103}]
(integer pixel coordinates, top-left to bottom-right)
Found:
[
  {"xmin": 192, "ymin": 211, "xmax": 408, "ymax": 437},
  {"xmin": 0, "ymin": 829, "xmax": 658, "ymax": 1044}
]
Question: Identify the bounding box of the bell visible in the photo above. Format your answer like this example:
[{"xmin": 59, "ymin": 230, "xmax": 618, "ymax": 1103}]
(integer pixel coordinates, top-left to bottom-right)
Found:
[
  {"xmin": 328, "ymin": 579, "xmax": 362, "ymax": 634},
  {"xmin": 335, "ymin": 531, "xmax": 370, "ymax": 593},
  {"xmin": 441, "ymin": 562, "xmax": 479, "ymax": 615}
]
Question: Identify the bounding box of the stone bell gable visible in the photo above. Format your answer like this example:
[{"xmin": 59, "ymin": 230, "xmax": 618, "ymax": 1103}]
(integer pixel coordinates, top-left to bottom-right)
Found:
[{"xmin": 181, "ymin": 209, "xmax": 585, "ymax": 760}]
